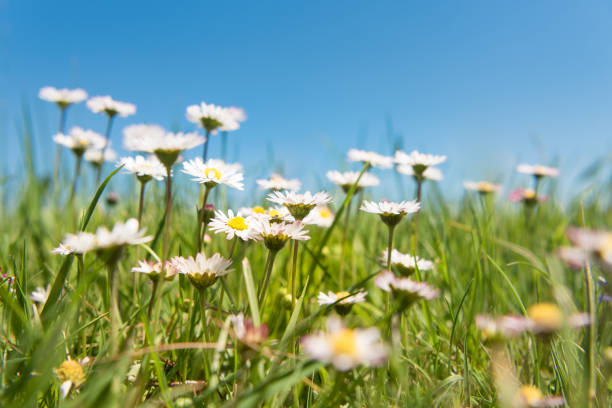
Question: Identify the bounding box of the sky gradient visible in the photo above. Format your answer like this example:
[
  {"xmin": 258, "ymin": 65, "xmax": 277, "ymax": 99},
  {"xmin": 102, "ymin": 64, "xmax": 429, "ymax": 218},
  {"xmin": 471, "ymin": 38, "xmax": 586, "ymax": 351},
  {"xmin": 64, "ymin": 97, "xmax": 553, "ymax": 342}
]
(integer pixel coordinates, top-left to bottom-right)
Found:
[{"xmin": 1, "ymin": 0, "xmax": 611, "ymax": 197}]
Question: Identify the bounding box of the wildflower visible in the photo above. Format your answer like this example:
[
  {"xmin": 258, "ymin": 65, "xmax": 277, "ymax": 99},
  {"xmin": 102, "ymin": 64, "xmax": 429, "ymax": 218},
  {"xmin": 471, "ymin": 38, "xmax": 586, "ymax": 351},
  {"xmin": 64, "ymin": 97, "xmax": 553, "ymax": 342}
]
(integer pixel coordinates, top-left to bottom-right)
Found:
[
  {"xmin": 106, "ymin": 192, "xmax": 119, "ymax": 206},
  {"xmin": 186, "ymin": 102, "xmax": 235, "ymax": 133},
  {"xmin": 267, "ymin": 190, "xmax": 332, "ymax": 221},
  {"xmin": 84, "ymin": 146, "xmax": 117, "ymax": 166},
  {"xmin": 29, "ymin": 285, "xmax": 50, "ymax": 304},
  {"xmin": 475, "ymin": 314, "xmax": 533, "ymax": 343},
  {"xmin": 516, "ymin": 164, "xmax": 559, "ymax": 179},
  {"xmin": 137, "ymin": 130, "xmax": 205, "ymax": 168},
  {"xmin": 397, "ymin": 164, "xmax": 443, "ymax": 181},
  {"xmin": 39, "ymin": 86, "xmax": 87, "ymax": 108},
  {"xmin": 182, "ymin": 158, "xmax": 244, "ymax": 190},
  {"xmin": 256, "ymin": 173, "xmax": 301, "ymax": 191},
  {"xmin": 304, "ymin": 205, "xmax": 335, "ymax": 227},
  {"xmin": 566, "ymin": 227, "xmax": 612, "ymax": 269},
  {"xmin": 250, "ymin": 218, "xmax": 310, "ymax": 251},
  {"xmin": 209, "ymin": 209, "xmax": 257, "ymax": 240},
  {"xmin": 301, "ymin": 317, "xmax": 387, "ymax": 371},
  {"xmin": 326, "ymin": 170, "xmax": 379, "ymax": 193},
  {"xmin": 360, "ymin": 200, "xmax": 420, "ymax": 227},
  {"xmin": 317, "ymin": 290, "xmax": 367, "ymax": 315},
  {"xmin": 395, "ymin": 149, "xmax": 446, "ymax": 182},
  {"xmin": 508, "ymin": 188, "xmax": 546, "ymax": 206},
  {"xmin": 171, "ymin": 253, "xmax": 232, "ymax": 290},
  {"xmin": 230, "ymin": 313, "xmax": 269, "ymax": 347},
  {"xmin": 463, "ymin": 181, "xmax": 501, "ymax": 194},
  {"xmin": 219, "ymin": 106, "xmax": 247, "ymax": 132},
  {"xmin": 381, "ymin": 249, "xmax": 434, "ymax": 276},
  {"xmin": 375, "ymin": 270, "xmax": 439, "ymax": 308},
  {"xmin": 123, "ymin": 124, "xmax": 167, "ymax": 152},
  {"xmin": 119, "ymin": 155, "xmax": 167, "ymax": 182},
  {"xmin": 131, "ymin": 260, "xmax": 177, "ymax": 281},
  {"xmin": 347, "ymin": 148, "xmax": 394, "ymax": 169},
  {"xmin": 53, "ymin": 127, "xmax": 106, "ymax": 156},
  {"xmin": 87, "ymin": 95, "xmax": 136, "ymax": 117},
  {"xmin": 55, "ymin": 359, "xmax": 87, "ymax": 398},
  {"xmin": 51, "ymin": 243, "xmax": 74, "ymax": 256},
  {"xmin": 517, "ymin": 385, "xmax": 564, "ymax": 407}
]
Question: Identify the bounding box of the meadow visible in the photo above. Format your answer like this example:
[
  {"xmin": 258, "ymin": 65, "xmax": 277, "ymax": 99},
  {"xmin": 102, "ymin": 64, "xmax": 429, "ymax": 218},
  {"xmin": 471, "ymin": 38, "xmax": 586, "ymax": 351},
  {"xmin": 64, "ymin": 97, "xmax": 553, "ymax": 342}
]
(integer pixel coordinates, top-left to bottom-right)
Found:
[{"xmin": 0, "ymin": 88, "xmax": 611, "ymax": 407}]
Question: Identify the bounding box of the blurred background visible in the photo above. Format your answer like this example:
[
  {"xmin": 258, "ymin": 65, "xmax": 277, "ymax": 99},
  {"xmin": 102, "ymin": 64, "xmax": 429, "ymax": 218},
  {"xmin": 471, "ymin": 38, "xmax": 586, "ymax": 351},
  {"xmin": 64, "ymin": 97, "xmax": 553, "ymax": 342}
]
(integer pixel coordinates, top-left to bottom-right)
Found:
[{"xmin": 1, "ymin": 0, "xmax": 611, "ymax": 199}]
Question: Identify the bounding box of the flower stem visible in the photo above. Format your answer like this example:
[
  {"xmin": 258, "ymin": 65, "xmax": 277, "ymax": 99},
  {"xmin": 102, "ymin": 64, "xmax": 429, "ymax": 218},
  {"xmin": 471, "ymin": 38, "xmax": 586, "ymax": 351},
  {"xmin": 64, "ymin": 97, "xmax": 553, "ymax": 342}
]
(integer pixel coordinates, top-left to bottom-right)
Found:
[
  {"xmin": 108, "ymin": 262, "xmax": 121, "ymax": 355},
  {"xmin": 386, "ymin": 225, "xmax": 396, "ymax": 271},
  {"xmin": 53, "ymin": 107, "xmax": 67, "ymax": 186},
  {"xmin": 163, "ymin": 167, "xmax": 172, "ymax": 261},
  {"xmin": 137, "ymin": 181, "xmax": 147, "ymax": 226},
  {"xmin": 258, "ymin": 249, "xmax": 278, "ymax": 309},
  {"xmin": 196, "ymin": 186, "xmax": 211, "ymax": 253},
  {"xmin": 339, "ymin": 196, "xmax": 352, "ymax": 288},
  {"xmin": 290, "ymin": 240, "xmax": 300, "ymax": 312},
  {"xmin": 69, "ymin": 154, "xmax": 83, "ymax": 203},
  {"xmin": 202, "ymin": 129, "xmax": 211, "ymax": 161},
  {"xmin": 198, "ymin": 288, "xmax": 211, "ymax": 380}
]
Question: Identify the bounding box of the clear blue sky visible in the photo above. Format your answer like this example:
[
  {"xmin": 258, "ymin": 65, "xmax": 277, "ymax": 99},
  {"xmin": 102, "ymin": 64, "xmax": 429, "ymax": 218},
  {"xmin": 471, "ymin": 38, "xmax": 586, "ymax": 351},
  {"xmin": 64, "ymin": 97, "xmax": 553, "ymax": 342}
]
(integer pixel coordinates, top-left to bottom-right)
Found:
[{"xmin": 1, "ymin": 0, "xmax": 611, "ymax": 197}]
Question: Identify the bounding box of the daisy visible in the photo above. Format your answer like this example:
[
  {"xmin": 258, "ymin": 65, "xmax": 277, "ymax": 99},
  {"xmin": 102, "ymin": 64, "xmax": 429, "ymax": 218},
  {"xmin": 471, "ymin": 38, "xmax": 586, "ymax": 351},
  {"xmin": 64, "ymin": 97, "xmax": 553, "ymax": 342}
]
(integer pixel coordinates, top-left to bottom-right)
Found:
[
  {"xmin": 123, "ymin": 124, "xmax": 166, "ymax": 152},
  {"xmin": 171, "ymin": 253, "xmax": 232, "ymax": 290},
  {"xmin": 209, "ymin": 209, "xmax": 257, "ymax": 241},
  {"xmin": 58, "ymin": 232, "xmax": 97, "ymax": 255},
  {"xmin": 93, "ymin": 218, "xmax": 152, "ymax": 251},
  {"xmin": 119, "ymin": 155, "xmax": 167, "ymax": 182},
  {"xmin": 381, "ymin": 249, "xmax": 434, "ymax": 276},
  {"xmin": 397, "ymin": 164, "xmax": 443, "ymax": 181},
  {"xmin": 219, "ymin": 106, "xmax": 247, "ymax": 131},
  {"xmin": 87, "ymin": 95, "xmax": 136, "ymax": 118},
  {"xmin": 256, "ymin": 173, "xmax": 301, "ymax": 191},
  {"xmin": 267, "ymin": 190, "xmax": 332, "ymax": 221},
  {"xmin": 230, "ymin": 313, "xmax": 269, "ymax": 348},
  {"xmin": 39, "ymin": 86, "xmax": 87, "ymax": 108},
  {"xmin": 54, "ymin": 359, "xmax": 87, "ymax": 398},
  {"xmin": 516, "ymin": 164, "xmax": 559, "ymax": 179},
  {"xmin": 517, "ymin": 385, "xmax": 564, "ymax": 407},
  {"xmin": 375, "ymin": 270, "xmax": 439, "ymax": 308},
  {"xmin": 53, "ymin": 127, "xmax": 106, "ymax": 156},
  {"xmin": 301, "ymin": 317, "xmax": 387, "ymax": 371},
  {"xmin": 250, "ymin": 217, "xmax": 310, "ymax": 252},
  {"xmin": 84, "ymin": 146, "xmax": 117, "ymax": 166},
  {"xmin": 304, "ymin": 205, "xmax": 335, "ymax": 228},
  {"xmin": 51, "ymin": 243, "xmax": 74, "ymax": 256},
  {"xmin": 463, "ymin": 181, "xmax": 501, "ymax": 194},
  {"xmin": 360, "ymin": 200, "xmax": 420, "ymax": 227},
  {"xmin": 526, "ymin": 302, "xmax": 589, "ymax": 336},
  {"xmin": 347, "ymin": 148, "xmax": 394, "ymax": 169},
  {"xmin": 136, "ymin": 131, "xmax": 206, "ymax": 169},
  {"xmin": 326, "ymin": 170, "xmax": 380, "ymax": 193},
  {"xmin": 186, "ymin": 101, "xmax": 231, "ymax": 133},
  {"xmin": 181, "ymin": 158, "xmax": 244, "ymax": 190},
  {"xmin": 317, "ymin": 290, "xmax": 367, "ymax": 315},
  {"xmin": 131, "ymin": 260, "xmax": 177, "ymax": 281},
  {"xmin": 29, "ymin": 285, "xmax": 50, "ymax": 304},
  {"xmin": 566, "ymin": 227, "xmax": 612, "ymax": 268},
  {"xmin": 475, "ymin": 314, "xmax": 533, "ymax": 343},
  {"xmin": 394, "ymin": 150, "xmax": 446, "ymax": 170},
  {"xmin": 508, "ymin": 188, "xmax": 546, "ymax": 206}
]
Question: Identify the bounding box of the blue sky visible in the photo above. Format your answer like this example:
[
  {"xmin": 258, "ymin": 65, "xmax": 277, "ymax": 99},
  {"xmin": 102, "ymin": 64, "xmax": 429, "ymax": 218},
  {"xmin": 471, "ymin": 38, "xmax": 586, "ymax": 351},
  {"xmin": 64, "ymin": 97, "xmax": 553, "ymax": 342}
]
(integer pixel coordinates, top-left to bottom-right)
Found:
[{"xmin": 1, "ymin": 0, "xmax": 611, "ymax": 197}]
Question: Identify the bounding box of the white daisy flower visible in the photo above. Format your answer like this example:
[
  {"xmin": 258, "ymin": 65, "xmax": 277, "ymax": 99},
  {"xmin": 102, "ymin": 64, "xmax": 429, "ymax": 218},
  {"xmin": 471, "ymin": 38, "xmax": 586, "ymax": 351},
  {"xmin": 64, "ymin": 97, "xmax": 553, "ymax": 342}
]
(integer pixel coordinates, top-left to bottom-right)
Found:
[
  {"xmin": 53, "ymin": 127, "xmax": 106, "ymax": 155},
  {"xmin": 39, "ymin": 86, "xmax": 87, "ymax": 107},
  {"xmin": 87, "ymin": 95, "xmax": 136, "ymax": 117},
  {"xmin": 209, "ymin": 209, "xmax": 257, "ymax": 241},
  {"xmin": 84, "ymin": 146, "xmax": 117, "ymax": 166},
  {"xmin": 171, "ymin": 253, "xmax": 233, "ymax": 290},
  {"xmin": 230, "ymin": 313, "xmax": 269, "ymax": 346},
  {"xmin": 304, "ymin": 205, "xmax": 335, "ymax": 228},
  {"xmin": 237, "ymin": 206, "xmax": 267, "ymax": 217},
  {"xmin": 516, "ymin": 164, "xmax": 559, "ymax": 178},
  {"xmin": 475, "ymin": 314, "xmax": 533, "ymax": 342},
  {"xmin": 360, "ymin": 200, "xmax": 420, "ymax": 227},
  {"xmin": 326, "ymin": 170, "xmax": 380, "ymax": 193},
  {"xmin": 93, "ymin": 219, "xmax": 153, "ymax": 250},
  {"xmin": 508, "ymin": 188, "xmax": 546, "ymax": 205},
  {"xmin": 219, "ymin": 106, "xmax": 247, "ymax": 132},
  {"xmin": 186, "ymin": 102, "xmax": 234, "ymax": 133},
  {"xmin": 119, "ymin": 155, "xmax": 167, "ymax": 181},
  {"xmin": 381, "ymin": 249, "xmax": 434, "ymax": 276},
  {"xmin": 347, "ymin": 148, "xmax": 394, "ymax": 169},
  {"xmin": 29, "ymin": 285, "xmax": 50, "ymax": 304},
  {"xmin": 250, "ymin": 217, "xmax": 310, "ymax": 251},
  {"xmin": 394, "ymin": 150, "xmax": 446, "ymax": 168},
  {"xmin": 301, "ymin": 317, "xmax": 387, "ymax": 371},
  {"xmin": 375, "ymin": 270, "xmax": 439, "ymax": 307},
  {"xmin": 54, "ymin": 359, "xmax": 87, "ymax": 399},
  {"xmin": 123, "ymin": 124, "xmax": 167, "ymax": 152},
  {"xmin": 267, "ymin": 190, "xmax": 332, "ymax": 220},
  {"xmin": 131, "ymin": 260, "xmax": 177, "ymax": 281},
  {"xmin": 181, "ymin": 158, "xmax": 244, "ymax": 190},
  {"xmin": 463, "ymin": 181, "xmax": 501, "ymax": 194},
  {"xmin": 130, "ymin": 130, "xmax": 205, "ymax": 168},
  {"xmin": 256, "ymin": 173, "xmax": 302, "ymax": 191},
  {"xmin": 317, "ymin": 290, "xmax": 367, "ymax": 315},
  {"xmin": 51, "ymin": 243, "xmax": 74, "ymax": 256},
  {"xmin": 566, "ymin": 227, "xmax": 612, "ymax": 267},
  {"xmin": 397, "ymin": 164, "xmax": 443, "ymax": 181}
]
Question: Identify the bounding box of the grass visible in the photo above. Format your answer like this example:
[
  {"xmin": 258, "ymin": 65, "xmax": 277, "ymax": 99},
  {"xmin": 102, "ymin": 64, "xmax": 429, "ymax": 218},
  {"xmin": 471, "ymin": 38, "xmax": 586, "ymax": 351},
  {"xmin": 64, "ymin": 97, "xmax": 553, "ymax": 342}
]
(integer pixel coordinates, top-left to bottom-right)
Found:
[{"xmin": 1, "ymin": 118, "xmax": 611, "ymax": 408}]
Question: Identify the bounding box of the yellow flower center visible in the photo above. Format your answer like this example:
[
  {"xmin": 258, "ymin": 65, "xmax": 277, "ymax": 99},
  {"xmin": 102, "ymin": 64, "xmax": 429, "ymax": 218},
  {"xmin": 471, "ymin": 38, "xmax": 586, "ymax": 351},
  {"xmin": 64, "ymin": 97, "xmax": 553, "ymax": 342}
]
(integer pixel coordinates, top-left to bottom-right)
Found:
[
  {"xmin": 268, "ymin": 209, "xmax": 282, "ymax": 218},
  {"xmin": 330, "ymin": 329, "xmax": 357, "ymax": 357},
  {"xmin": 524, "ymin": 189, "xmax": 536, "ymax": 199},
  {"xmin": 252, "ymin": 206, "xmax": 265, "ymax": 214},
  {"xmin": 204, "ymin": 167, "xmax": 221, "ymax": 180},
  {"xmin": 319, "ymin": 207, "xmax": 332, "ymax": 218},
  {"xmin": 519, "ymin": 385, "xmax": 543, "ymax": 405},
  {"xmin": 54, "ymin": 360, "xmax": 86, "ymax": 387},
  {"xmin": 527, "ymin": 303, "xmax": 563, "ymax": 332},
  {"xmin": 227, "ymin": 216, "xmax": 248, "ymax": 231},
  {"xmin": 336, "ymin": 291, "xmax": 350, "ymax": 299}
]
